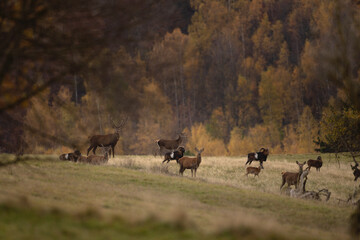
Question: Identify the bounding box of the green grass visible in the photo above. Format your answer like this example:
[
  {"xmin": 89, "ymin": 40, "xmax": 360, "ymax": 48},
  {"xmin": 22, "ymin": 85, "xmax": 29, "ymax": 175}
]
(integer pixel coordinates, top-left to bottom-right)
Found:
[{"xmin": 0, "ymin": 153, "xmax": 357, "ymax": 239}]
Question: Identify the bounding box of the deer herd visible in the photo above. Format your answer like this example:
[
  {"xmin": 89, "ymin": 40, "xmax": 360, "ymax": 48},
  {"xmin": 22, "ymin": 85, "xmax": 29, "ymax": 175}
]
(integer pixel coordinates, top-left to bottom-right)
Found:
[{"xmin": 58, "ymin": 117, "xmax": 358, "ymax": 198}]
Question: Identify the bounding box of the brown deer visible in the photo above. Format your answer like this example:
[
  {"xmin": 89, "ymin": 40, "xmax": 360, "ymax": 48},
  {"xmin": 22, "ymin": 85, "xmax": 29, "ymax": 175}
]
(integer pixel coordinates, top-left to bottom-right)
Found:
[
  {"xmin": 87, "ymin": 116, "xmax": 127, "ymax": 158},
  {"xmin": 280, "ymin": 161, "xmax": 306, "ymax": 191},
  {"xmin": 178, "ymin": 147, "xmax": 204, "ymax": 177},
  {"xmin": 156, "ymin": 133, "xmax": 185, "ymax": 156},
  {"xmin": 87, "ymin": 147, "xmax": 110, "ymax": 165},
  {"xmin": 245, "ymin": 166, "xmax": 261, "ymax": 177},
  {"xmin": 307, "ymin": 156, "xmax": 323, "ymax": 171}
]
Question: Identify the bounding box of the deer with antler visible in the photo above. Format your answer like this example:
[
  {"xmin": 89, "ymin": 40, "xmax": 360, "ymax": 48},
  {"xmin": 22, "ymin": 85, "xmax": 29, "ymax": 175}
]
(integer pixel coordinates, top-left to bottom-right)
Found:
[{"xmin": 87, "ymin": 116, "xmax": 127, "ymax": 158}]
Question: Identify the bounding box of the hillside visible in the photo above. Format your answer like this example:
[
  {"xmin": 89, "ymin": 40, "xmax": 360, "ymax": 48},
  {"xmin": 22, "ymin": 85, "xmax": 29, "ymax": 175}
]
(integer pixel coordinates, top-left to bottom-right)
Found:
[{"xmin": 0, "ymin": 154, "xmax": 356, "ymax": 239}]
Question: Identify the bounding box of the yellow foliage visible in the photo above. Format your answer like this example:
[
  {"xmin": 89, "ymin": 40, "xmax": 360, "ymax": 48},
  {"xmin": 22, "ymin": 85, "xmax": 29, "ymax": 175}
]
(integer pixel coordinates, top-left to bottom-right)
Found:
[
  {"xmin": 186, "ymin": 123, "xmax": 227, "ymax": 156},
  {"xmin": 228, "ymin": 125, "xmax": 283, "ymax": 155},
  {"xmin": 228, "ymin": 127, "xmax": 255, "ymax": 156},
  {"xmin": 282, "ymin": 124, "xmax": 299, "ymax": 154},
  {"xmin": 297, "ymin": 106, "xmax": 319, "ymax": 153}
]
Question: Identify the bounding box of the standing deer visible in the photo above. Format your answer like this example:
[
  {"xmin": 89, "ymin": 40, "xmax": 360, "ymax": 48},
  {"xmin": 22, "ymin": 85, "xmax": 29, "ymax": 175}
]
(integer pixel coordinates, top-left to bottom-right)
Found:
[
  {"xmin": 307, "ymin": 156, "xmax": 323, "ymax": 171},
  {"xmin": 155, "ymin": 133, "xmax": 185, "ymax": 156},
  {"xmin": 178, "ymin": 147, "xmax": 204, "ymax": 177},
  {"xmin": 87, "ymin": 116, "xmax": 127, "ymax": 158},
  {"xmin": 280, "ymin": 161, "xmax": 306, "ymax": 191}
]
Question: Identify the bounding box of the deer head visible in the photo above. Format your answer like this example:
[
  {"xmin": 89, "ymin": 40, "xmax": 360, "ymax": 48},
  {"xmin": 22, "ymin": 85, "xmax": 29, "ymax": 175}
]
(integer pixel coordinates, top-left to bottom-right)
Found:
[
  {"xmin": 111, "ymin": 116, "xmax": 128, "ymax": 134},
  {"xmin": 195, "ymin": 147, "xmax": 204, "ymax": 154}
]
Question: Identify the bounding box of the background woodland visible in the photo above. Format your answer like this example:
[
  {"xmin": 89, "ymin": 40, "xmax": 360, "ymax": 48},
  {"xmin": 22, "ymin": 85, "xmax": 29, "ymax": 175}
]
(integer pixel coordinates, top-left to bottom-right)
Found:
[{"xmin": 1, "ymin": 0, "xmax": 360, "ymax": 156}]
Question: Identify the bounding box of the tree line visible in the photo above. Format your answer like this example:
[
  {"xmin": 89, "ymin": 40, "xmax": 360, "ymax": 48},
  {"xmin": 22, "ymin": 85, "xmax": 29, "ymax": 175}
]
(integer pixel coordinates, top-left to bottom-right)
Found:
[{"xmin": 1, "ymin": 0, "xmax": 359, "ymax": 155}]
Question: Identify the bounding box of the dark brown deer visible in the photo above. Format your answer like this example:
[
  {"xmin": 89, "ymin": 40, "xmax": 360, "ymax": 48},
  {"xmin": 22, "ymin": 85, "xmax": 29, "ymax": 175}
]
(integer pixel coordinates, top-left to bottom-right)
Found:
[
  {"xmin": 280, "ymin": 161, "xmax": 306, "ymax": 191},
  {"xmin": 307, "ymin": 156, "xmax": 323, "ymax": 171},
  {"xmin": 178, "ymin": 147, "xmax": 204, "ymax": 177},
  {"xmin": 156, "ymin": 133, "xmax": 185, "ymax": 156},
  {"xmin": 87, "ymin": 116, "xmax": 127, "ymax": 158}
]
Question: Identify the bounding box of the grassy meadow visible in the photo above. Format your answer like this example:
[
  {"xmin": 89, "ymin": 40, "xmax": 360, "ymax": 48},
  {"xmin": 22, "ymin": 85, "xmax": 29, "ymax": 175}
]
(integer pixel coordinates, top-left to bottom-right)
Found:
[{"xmin": 0, "ymin": 153, "xmax": 358, "ymax": 239}]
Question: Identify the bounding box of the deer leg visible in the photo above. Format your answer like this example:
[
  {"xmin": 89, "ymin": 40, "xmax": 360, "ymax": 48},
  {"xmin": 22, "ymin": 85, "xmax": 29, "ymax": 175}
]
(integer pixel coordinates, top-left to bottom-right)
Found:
[
  {"xmin": 92, "ymin": 146, "xmax": 98, "ymax": 155},
  {"xmin": 260, "ymin": 160, "xmax": 264, "ymax": 169},
  {"xmin": 191, "ymin": 169, "xmax": 193, "ymax": 177},
  {"xmin": 87, "ymin": 146, "xmax": 93, "ymax": 156},
  {"xmin": 280, "ymin": 178, "xmax": 286, "ymax": 190},
  {"xmin": 111, "ymin": 145, "xmax": 115, "ymax": 158},
  {"xmin": 194, "ymin": 168, "xmax": 197, "ymax": 177}
]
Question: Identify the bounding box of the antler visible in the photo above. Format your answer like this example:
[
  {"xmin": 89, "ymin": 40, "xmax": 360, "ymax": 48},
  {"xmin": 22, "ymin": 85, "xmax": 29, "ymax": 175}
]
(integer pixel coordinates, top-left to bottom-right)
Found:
[{"xmin": 111, "ymin": 115, "xmax": 128, "ymax": 129}]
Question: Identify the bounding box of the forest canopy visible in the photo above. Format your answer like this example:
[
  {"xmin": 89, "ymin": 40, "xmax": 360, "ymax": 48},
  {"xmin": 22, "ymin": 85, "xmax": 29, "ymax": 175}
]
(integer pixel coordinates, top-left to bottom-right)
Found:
[{"xmin": 1, "ymin": 0, "xmax": 359, "ymax": 155}]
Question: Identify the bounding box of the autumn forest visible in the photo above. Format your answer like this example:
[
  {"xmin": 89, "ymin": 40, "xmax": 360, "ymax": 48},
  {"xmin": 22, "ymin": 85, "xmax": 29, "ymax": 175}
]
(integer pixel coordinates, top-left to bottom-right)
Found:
[{"xmin": 1, "ymin": 0, "xmax": 360, "ymax": 156}]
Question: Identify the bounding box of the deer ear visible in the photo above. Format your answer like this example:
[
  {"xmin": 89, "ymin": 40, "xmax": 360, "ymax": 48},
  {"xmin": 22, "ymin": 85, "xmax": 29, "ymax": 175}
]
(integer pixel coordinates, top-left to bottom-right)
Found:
[
  {"xmin": 200, "ymin": 148, "xmax": 204, "ymax": 152},
  {"xmin": 195, "ymin": 147, "xmax": 199, "ymax": 152}
]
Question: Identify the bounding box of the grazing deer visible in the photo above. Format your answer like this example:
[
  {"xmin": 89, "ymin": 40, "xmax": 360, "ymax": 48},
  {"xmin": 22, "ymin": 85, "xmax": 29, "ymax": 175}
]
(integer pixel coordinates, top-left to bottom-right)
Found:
[
  {"xmin": 246, "ymin": 166, "xmax": 261, "ymax": 177},
  {"xmin": 163, "ymin": 146, "xmax": 185, "ymax": 163},
  {"xmin": 87, "ymin": 116, "xmax": 127, "ymax": 158},
  {"xmin": 178, "ymin": 147, "xmax": 204, "ymax": 177},
  {"xmin": 156, "ymin": 133, "xmax": 185, "ymax": 156},
  {"xmin": 351, "ymin": 161, "xmax": 360, "ymax": 181},
  {"xmin": 87, "ymin": 147, "xmax": 110, "ymax": 165},
  {"xmin": 280, "ymin": 161, "xmax": 306, "ymax": 190},
  {"xmin": 307, "ymin": 156, "xmax": 323, "ymax": 172},
  {"xmin": 246, "ymin": 148, "xmax": 269, "ymax": 169}
]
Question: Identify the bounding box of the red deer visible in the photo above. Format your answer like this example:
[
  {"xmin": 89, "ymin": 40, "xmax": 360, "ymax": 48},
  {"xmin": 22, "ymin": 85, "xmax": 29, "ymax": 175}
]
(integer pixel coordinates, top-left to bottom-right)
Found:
[
  {"xmin": 246, "ymin": 148, "xmax": 269, "ymax": 169},
  {"xmin": 178, "ymin": 147, "xmax": 204, "ymax": 177},
  {"xmin": 87, "ymin": 147, "xmax": 110, "ymax": 165},
  {"xmin": 307, "ymin": 156, "xmax": 323, "ymax": 171},
  {"xmin": 155, "ymin": 133, "xmax": 185, "ymax": 156},
  {"xmin": 87, "ymin": 116, "xmax": 127, "ymax": 158},
  {"xmin": 163, "ymin": 146, "xmax": 185, "ymax": 163},
  {"xmin": 280, "ymin": 161, "xmax": 306, "ymax": 190},
  {"xmin": 245, "ymin": 166, "xmax": 261, "ymax": 177}
]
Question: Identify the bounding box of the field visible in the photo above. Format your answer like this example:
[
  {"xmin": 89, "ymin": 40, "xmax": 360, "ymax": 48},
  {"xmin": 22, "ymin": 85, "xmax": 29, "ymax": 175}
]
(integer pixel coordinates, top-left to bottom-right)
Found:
[{"xmin": 0, "ymin": 153, "xmax": 358, "ymax": 239}]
